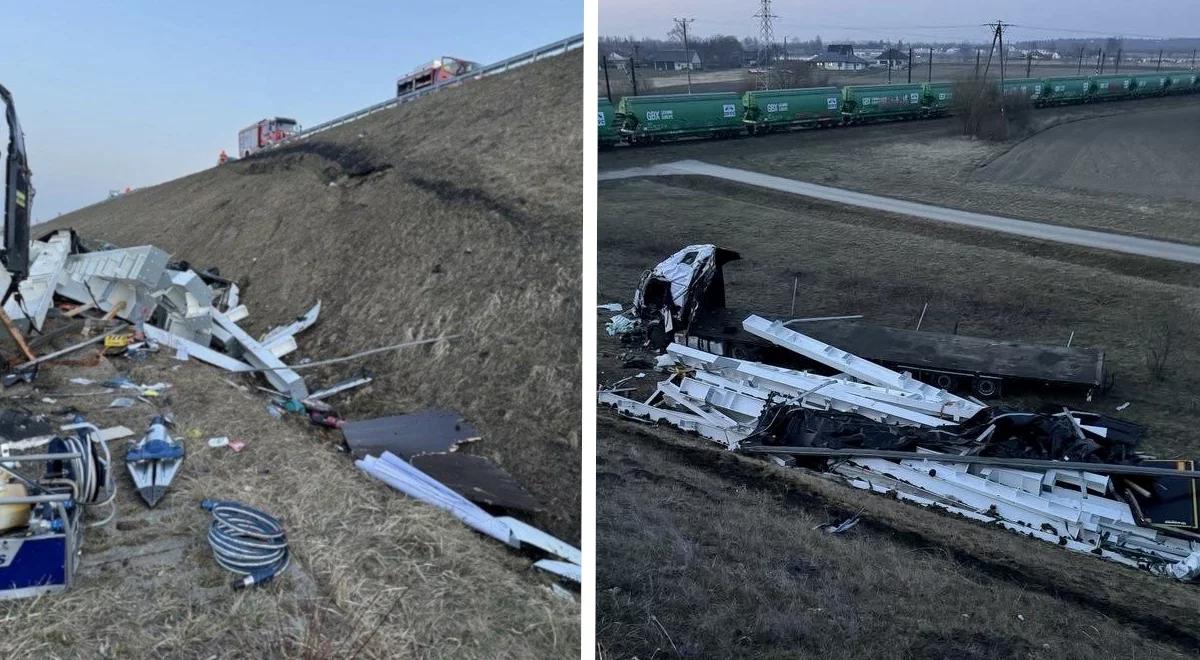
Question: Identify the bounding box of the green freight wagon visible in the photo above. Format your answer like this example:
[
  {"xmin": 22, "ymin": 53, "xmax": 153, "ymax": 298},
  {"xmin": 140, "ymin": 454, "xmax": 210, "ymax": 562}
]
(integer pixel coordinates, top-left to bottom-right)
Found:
[
  {"xmin": 1131, "ymin": 74, "xmax": 1170, "ymax": 97},
  {"xmin": 1089, "ymin": 74, "xmax": 1134, "ymax": 100},
  {"xmin": 1000, "ymin": 78, "xmax": 1045, "ymax": 105},
  {"xmin": 1040, "ymin": 76, "xmax": 1093, "ymax": 105},
  {"xmin": 598, "ymin": 98, "xmax": 620, "ymax": 148},
  {"xmin": 741, "ymin": 87, "xmax": 841, "ymax": 133},
  {"xmin": 1165, "ymin": 71, "xmax": 1199, "ymax": 94},
  {"xmin": 841, "ymin": 83, "xmax": 924, "ymax": 122},
  {"xmin": 616, "ymin": 92, "xmax": 744, "ymax": 143},
  {"xmin": 920, "ymin": 82, "xmax": 955, "ymax": 116}
]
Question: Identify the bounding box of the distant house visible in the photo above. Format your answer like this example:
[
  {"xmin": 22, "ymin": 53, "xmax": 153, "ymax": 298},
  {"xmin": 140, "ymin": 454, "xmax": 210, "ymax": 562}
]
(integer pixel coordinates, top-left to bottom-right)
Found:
[
  {"xmin": 809, "ymin": 51, "xmax": 869, "ymax": 71},
  {"xmin": 604, "ymin": 52, "xmax": 629, "ymax": 72},
  {"xmin": 827, "ymin": 44, "xmax": 857, "ymax": 56},
  {"xmin": 876, "ymin": 48, "xmax": 908, "ymax": 67},
  {"xmin": 651, "ymin": 50, "xmax": 702, "ymax": 71}
]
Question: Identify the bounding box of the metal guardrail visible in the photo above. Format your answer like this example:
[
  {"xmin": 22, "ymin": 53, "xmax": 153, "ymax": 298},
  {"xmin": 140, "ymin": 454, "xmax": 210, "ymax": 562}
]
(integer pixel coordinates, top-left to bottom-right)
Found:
[{"xmin": 281, "ymin": 33, "xmax": 583, "ymax": 144}]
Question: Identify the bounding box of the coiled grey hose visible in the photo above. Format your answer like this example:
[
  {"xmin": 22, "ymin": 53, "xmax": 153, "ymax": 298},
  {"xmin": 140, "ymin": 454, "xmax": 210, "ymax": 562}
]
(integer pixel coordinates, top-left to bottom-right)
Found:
[{"xmin": 201, "ymin": 499, "xmax": 290, "ymax": 589}]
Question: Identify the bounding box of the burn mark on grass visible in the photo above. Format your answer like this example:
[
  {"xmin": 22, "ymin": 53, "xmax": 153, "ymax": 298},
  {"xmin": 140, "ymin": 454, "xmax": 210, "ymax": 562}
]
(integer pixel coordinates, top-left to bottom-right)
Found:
[{"xmin": 407, "ymin": 175, "xmax": 534, "ymax": 241}]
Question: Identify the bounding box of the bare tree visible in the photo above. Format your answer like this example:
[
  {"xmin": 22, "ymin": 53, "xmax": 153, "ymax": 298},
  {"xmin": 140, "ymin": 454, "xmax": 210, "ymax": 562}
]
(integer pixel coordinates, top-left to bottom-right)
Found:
[{"xmin": 1144, "ymin": 305, "xmax": 1192, "ymax": 381}]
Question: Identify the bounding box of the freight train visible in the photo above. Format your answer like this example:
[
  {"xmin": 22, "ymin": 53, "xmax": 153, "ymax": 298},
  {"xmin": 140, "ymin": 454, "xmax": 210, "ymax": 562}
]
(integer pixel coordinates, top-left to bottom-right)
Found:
[{"xmin": 599, "ymin": 71, "xmax": 1200, "ymax": 145}]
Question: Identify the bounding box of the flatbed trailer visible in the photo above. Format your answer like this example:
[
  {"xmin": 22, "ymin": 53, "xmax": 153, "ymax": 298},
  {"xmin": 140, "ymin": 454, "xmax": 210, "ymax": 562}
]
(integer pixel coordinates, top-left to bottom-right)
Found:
[{"xmin": 681, "ymin": 307, "xmax": 1105, "ymax": 399}]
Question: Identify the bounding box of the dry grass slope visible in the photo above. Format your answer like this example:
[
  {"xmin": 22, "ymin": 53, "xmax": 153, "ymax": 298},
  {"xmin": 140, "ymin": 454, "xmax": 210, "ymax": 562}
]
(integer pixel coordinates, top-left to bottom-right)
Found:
[{"xmin": 44, "ymin": 49, "xmax": 583, "ymax": 542}]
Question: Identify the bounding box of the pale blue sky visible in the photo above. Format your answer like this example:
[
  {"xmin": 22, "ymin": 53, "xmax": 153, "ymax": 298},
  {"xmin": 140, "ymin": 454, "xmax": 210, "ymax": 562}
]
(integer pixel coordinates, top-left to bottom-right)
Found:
[
  {"xmin": 602, "ymin": 0, "xmax": 1200, "ymax": 45},
  {"xmin": 1, "ymin": 1, "xmax": 581, "ymax": 220}
]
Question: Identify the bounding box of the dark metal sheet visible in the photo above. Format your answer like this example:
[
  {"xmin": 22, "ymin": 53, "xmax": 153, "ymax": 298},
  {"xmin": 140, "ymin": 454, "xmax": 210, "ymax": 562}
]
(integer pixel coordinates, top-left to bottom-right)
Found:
[
  {"xmin": 1137, "ymin": 460, "xmax": 1199, "ymax": 529},
  {"xmin": 410, "ymin": 453, "xmax": 541, "ymax": 512},
  {"xmin": 342, "ymin": 409, "xmax": 479, "ymax": 459}
]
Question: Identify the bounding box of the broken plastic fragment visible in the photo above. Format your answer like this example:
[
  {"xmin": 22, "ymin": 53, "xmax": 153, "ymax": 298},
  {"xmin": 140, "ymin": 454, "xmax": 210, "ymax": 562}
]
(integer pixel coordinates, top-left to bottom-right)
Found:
[
  {"xmin": 109, "ymin": 397, "xmax": 136, "ymax": 409},
  {"xmin": 208, "ymin": 436, "xmax": 230, "ymax": 448}
]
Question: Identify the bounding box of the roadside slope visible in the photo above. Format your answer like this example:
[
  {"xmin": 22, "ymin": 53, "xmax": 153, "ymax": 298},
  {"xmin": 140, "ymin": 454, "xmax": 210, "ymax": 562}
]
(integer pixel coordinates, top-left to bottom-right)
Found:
[{"xmin": 44, "ymin": 49, "xmax": 583, "ymax": 540}]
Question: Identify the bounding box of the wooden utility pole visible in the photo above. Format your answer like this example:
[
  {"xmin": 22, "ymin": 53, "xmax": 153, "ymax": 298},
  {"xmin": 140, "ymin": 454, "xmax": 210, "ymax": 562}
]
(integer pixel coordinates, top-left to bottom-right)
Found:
[
  {"xmin": 928, "ymin": 47, "xmax": 933, "ymax": 82},
  {"xmin": 907, "ymin": 47, "xmax": 912, "ymax": 83},
  {"xmin": 888, "ymin": 43, "xmax": 893, "ymax": 83},
  {"xmin": 631, "ymin": 45, "xmax": 640, "ymax": 96},
  {"xmin": 975, "ymin": 49, "xmax": 981, "ymax": 78},
  {"xmin": 1077, "ymin": 46, "xmax": 1084, "ymax": 74},
  {"xmin": 602, "ymin": 56, "xmax": 612, "ymax": 101},
  {"xmin": 1026, "ymin": 52, "xmax": 1032, "ymax": 78},
  {"xmin": 674, "ymin": 17, "xmax": 695, "ymax": 94},
  {"xmin": 1157, "ymin": 49, "xmax": 1164, "ymax": 72},
  {"xmin": 1115, "ymin": 48, "xmax": 1122, "ymax": 73},
  {"xmin": 1097, "ymin": 49, "xmax": 1104, "ymax": 74}
]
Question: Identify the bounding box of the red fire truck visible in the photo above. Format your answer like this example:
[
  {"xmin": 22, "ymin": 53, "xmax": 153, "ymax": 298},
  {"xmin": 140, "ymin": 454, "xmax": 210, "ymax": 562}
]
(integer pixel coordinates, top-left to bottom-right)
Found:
[
  {"xmin": 237, "ymin": 117, "xmax": 299, "ymax": 157},
  {"xmin": 396, "ymin": 56, "xmax": 480, "ymax": 96}
]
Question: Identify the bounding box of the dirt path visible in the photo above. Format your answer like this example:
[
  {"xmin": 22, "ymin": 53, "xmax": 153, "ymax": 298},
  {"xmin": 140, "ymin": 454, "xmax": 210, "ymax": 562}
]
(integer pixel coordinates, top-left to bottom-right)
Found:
[{"xmin": 601, "ymin": 160, "xmax": 1200, "ymax": 264}]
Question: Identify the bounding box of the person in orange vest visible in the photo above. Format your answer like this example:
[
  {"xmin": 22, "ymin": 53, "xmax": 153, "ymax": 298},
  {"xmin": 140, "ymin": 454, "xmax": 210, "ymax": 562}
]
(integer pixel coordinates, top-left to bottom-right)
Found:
[{"xmin": 218, "ymin": 149, "xmax": 228, "ymax": 165}]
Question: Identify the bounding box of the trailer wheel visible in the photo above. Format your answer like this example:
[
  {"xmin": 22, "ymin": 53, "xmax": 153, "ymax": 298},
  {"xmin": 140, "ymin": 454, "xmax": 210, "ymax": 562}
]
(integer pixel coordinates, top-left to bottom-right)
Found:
[
  {"xmin": 972, "ymin": 378, "xmax": 1000, "ymax": 398},
  {"xmin": 730, "ymin": 345, "xmax": 761, "ymax": 362},
  {"xmin": 933, "ymin": 373, "xmax": 957, "ymax": 391}
]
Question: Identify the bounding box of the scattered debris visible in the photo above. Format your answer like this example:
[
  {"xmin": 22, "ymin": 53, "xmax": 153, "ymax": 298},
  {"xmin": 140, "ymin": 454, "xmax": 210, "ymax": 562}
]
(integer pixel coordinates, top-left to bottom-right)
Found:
[
  {"xmin": 356, "ymin": 452, "xmax": 579, "ymax": 582},
  {"xmin": 816, "ymin": 513, "xmax": 861, "ymax": 535},
  {"xmin": 208, "ymin": 436, "xmax": 231, "ymax": 449},
  {"xmin": 1117, "ymin": 401, "xmax": 1131, "ymax": 411},
  {"xmin": 108, "ymin": 397, "xmax": 135, "ymax": 409},
  {"xmin": 342, "ymin": 409, "xmax": 480, "ymax": 460},
  {"xmin": 125, "ymin": 417, "xmax": 185, "ymax": 508},
  {"xmin": 200, "ymin": 499, "xmax": 289, "ymax": 589},
  {"xmin": 598, "ymin": 303, "xmax": 624, "ymax": 312},
  {"xmin": 600, "ymin": 314, "xmax": 1200, "ymax": 580},
  {"xmin": 410, "ymin": 453, "xmax": 541, "ymax": 513},
  {"xmin": 0, "ymin": 419, "xmax": 115, "ymax": 597}
]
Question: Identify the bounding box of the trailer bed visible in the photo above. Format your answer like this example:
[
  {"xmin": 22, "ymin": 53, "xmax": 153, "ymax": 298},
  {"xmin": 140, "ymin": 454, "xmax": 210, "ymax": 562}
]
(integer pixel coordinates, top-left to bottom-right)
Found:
[{"xmin": 687, "ymin": 308, "xmax": 1105, "ymax": 392}]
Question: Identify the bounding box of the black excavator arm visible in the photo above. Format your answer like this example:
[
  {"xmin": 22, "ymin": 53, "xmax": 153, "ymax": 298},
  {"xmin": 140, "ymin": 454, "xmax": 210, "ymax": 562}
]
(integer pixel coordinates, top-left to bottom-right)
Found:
[{"xmin": 1, "ymin": 84, "xmax": 31, "ymax": 300}]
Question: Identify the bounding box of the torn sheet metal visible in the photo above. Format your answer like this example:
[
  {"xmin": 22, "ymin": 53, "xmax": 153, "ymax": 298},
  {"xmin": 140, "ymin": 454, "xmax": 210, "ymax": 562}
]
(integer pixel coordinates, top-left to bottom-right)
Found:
[
  {"xmin": 261, "ymin": 302, "xmax": 321, "ymax": 349},
  {"xmin": 742, "ymin": 314, "xmax": 983, "ymax": 421},
  {"xmin": 5, "ymin": 230, "xmax": 71, "ymax": 331},
  {"xmin": 212, "ymin": 309, "xmax": 307, "ymax": 399},
  {"xmin": 666, "ymin": 344, "xmax": 951, "ymax": 428},
  {"xmin": 142, "ymin": 324, "xmax": 254, "ymax": 372},
  {"xmin": 56, "ymin": 246, "xmax": 170, "ymax": 324},
  {"xmin": 597, "ymin": 390, "xmax": 749, "ymax": 450},
  {"xmin": 533, "ymin": 559, "xmax": 581, "ymax": 583},
  {"xmin": 306, "ymin": 373, "xmax": 373, "ymax": 402},
  {"xmin": 670, "ymin": 344, "xmax": 959, "ymax": 420},
  {"xmin": 359, "ymin": 452, "xmax": 582, "ymax": 583},
  {"xmin": 836, "ymin": 456, "xmax": 1200, "ymax": 574},
  {"xmin": 357, "ymin": 451, "xmax": 514, "ymax": 545},
  {"xmin": 342, "ymin": 409, "xmax": 480, "ymax": 459},
  {"xmin": 152, "ymin": 269, "xmax": 215, "ymax": 345},
  {"xmin": 410, "ymin": 453, "xmax": 541, "ymax": 512},
  {"xmin": 497, "ymin": 516, "xmax": 582, "ymax": 565}
]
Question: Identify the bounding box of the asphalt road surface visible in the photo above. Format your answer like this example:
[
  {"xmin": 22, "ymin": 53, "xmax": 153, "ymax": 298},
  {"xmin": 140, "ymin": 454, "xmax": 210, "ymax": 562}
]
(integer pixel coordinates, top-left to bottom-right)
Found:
[{"xmin": 600, "ymin": 160, "xmax": 1200, "ymax": 265}]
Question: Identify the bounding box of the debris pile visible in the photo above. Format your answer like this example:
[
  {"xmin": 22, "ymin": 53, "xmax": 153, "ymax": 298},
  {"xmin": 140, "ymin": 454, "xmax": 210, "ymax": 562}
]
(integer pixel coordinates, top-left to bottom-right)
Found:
[
  {"xmin": 2, "ymin": 230, "xmax": 324, "ymax": 401},
  {"xmin": 600, "ymin": 313, "xmax": 1200, "ymax": 580},
  {"xmin": 349, "ymin": 409, "xmax": 581, "ymax": 582},
  {"xmin": 0, "ymin": 230, "xmax": 575, "ymax": 599}
]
